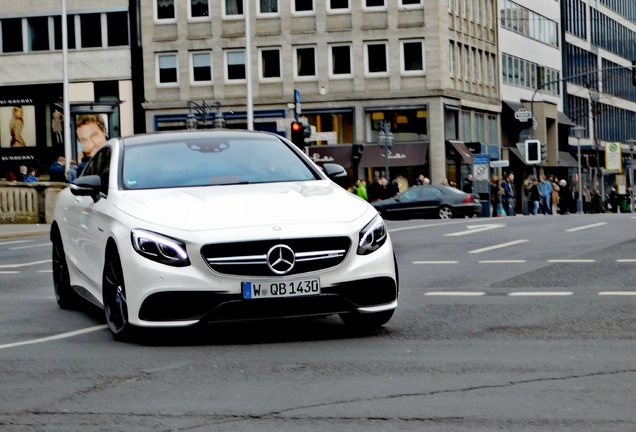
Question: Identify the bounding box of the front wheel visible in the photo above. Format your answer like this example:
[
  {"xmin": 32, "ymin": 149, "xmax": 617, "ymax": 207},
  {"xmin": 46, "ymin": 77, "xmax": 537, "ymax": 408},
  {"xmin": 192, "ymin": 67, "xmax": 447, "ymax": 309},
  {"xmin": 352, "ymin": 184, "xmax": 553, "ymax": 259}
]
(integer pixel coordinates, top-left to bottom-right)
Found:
[
  {"xmin": 340, "ymin": 310, "xmax": 394, "ymax": 330},
  {"xmin": 439, "ymin": 206, "xmax": 453, "ymax": 219},
  {"xmin": 103, "ymin": 248, "xmax": 135, "ymax": 341},
  {"xmin": 51, "ymin": 228, "xmax": 79, "ymax": 309}
]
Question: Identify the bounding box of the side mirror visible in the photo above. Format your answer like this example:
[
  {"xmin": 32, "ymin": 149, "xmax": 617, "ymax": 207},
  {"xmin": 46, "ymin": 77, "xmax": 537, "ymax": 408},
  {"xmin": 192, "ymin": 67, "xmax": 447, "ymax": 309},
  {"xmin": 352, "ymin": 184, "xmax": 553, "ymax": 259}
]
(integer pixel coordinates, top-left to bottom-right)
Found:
[
  {"xmin": 323, "ymin": 163, "xmax": 349, "ymax": 189},
  {"xmin": 70, "ymin": 175, "xmax": 101, "ymax": 203}
]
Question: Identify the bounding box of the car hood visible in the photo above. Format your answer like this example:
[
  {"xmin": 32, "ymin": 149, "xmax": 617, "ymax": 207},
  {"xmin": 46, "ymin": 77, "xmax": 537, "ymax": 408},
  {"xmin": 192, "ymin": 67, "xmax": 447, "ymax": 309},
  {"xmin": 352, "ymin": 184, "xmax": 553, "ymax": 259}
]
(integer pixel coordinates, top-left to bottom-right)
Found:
[{"xmin": 113, "ymin": 181, "xmax": 370, "ymax": 231}]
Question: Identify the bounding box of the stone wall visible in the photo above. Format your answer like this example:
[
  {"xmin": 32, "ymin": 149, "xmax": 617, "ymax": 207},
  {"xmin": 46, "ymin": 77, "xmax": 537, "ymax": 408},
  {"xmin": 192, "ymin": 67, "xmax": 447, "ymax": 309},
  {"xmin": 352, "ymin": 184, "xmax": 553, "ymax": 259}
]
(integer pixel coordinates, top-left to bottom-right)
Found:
[{"xmin": 0, "ymin": 182, "xmax": 67, "ymax": 224}]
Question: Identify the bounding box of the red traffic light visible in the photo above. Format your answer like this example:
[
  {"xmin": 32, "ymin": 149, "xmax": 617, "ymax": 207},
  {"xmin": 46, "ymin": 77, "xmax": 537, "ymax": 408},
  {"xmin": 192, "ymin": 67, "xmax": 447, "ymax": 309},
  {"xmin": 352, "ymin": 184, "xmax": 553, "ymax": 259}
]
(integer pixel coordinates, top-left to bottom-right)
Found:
[{"xmin": 291, "ymin": 122, "xmax": 302, "ymax": 132}]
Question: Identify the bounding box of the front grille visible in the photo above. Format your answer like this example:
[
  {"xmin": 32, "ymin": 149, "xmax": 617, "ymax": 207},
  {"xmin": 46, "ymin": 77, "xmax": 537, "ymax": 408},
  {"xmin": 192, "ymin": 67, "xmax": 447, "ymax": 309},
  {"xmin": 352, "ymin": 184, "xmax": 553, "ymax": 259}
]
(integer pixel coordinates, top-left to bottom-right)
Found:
[{"xmin": 201, "ymin": 237, "xmax": 351, "ymax": 277}]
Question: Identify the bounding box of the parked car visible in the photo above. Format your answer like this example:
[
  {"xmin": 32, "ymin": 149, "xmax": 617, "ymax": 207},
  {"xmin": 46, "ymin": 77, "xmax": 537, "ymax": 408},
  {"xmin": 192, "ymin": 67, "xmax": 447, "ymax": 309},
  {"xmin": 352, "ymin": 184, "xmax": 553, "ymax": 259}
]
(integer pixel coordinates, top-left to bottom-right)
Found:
[
  {"xmin": 372, "ymin": 185, "xmax": 482, "ymax": 219},
  {"xmin": 51, "ymin": 130, "xmax": 398, "ymax": 340}
]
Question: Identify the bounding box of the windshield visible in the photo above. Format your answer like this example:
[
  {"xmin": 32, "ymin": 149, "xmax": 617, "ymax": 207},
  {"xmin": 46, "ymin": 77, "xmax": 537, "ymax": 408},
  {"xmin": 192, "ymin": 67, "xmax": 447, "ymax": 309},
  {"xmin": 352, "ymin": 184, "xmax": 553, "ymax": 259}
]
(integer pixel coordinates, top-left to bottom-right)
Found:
[{"xmin": 121, "ymin": 136, "xmax": 319, "ymax": 189}]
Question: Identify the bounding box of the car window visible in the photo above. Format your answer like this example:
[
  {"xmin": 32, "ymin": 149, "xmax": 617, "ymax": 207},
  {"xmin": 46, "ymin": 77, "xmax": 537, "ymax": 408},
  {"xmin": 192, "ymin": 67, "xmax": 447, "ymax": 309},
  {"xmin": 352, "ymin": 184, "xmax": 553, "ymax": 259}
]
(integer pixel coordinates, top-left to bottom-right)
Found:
[
  {"xmin": 422, "ymin": 187, "xmax": 444, "ymax": 197},
  {"xmin": 122, "ymin": 136, "xmax": 319, "ymax": 190},
  {"xmin": 400, "ymin": 188, "xmax": 420, "ymax": 200},
  {"xmin": 82, "ymin": 147, "xmax": 111, "ymax": 196},
  {"xmin": 441, "ymin": 186, "xmax": 466, "ymax": 195}
]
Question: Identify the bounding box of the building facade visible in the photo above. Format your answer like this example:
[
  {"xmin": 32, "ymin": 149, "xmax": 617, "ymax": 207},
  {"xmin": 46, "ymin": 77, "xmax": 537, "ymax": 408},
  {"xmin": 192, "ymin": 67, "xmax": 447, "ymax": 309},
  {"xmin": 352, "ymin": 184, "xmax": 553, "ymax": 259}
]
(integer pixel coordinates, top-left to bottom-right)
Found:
[
  {"xmin": 141, "ymin": 0, "xmax": 501, "ymax": 187},
  {"xmin": 0, "ymin": 0, "xmax": 140, "ymax": 177}
]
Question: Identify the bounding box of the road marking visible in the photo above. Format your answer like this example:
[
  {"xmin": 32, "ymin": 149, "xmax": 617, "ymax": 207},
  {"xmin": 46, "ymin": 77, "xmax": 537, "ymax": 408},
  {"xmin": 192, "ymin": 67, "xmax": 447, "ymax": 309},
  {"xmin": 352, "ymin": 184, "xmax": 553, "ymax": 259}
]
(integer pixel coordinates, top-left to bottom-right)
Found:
[
  {"xmin": 616, "ymin": 259, "xmax": 636, "ymax": 263},
  {"xmin": 547, "ymin": 259, "xmax": 595, "ymax": 263},
  {"xmin": 565, "ymin": 222, "xmax": 607, "ymax": 232},
  {"xmin": 479, "ymin": 260, "xmax": 527, "ymax": 264},
  {"xmin": 598, "ymin": 291, "xmax": 636, "ymax": 296},
  {"xmin": 389, "ymin": 219, "xmax": 484, "ymax": 233},
  {"xmin": 0, "ymin": 271, "xmax": 20, "ymax": 274},
  {"xmin": 445, "ymin": 223, "xmax": 506, "ymax": 237},
  {"xmin": 0, "ymin": 240, "xmax": 33, "ymax": 246},
  {"xmin": 425, "ymin": 292, "xmax": 486, "ymax": 296},
  {"xmin": 413, "ymin": 261, "xmax": 458, "ymax": 264},
  {"xmin": 0, "ymin": 325, "xmax": 108, "ymax": 351},
  {"xmin": 468, "ymin": 239, "xmax": 529, "ymax": 254},
  {"xmin": 0, "ymin": 259, "xmax": 52, "ymax": 269},
  {"xmin": 36, "ymin": 270, "xmax": 53, "ymax": 273},
  {"xmin": 10, "ymin": 243, "xmax": 50, "ymax": 250},
  {"xmin": 508, "ymin": 292, "xmax": 573, "ymax": 296}
]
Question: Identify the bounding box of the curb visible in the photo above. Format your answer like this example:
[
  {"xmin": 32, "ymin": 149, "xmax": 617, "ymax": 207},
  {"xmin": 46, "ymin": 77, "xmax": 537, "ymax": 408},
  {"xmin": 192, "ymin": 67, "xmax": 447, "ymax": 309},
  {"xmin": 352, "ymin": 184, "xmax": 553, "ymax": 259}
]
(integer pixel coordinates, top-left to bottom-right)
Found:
[{"xmin": 0, "ymin": 229, "xmax": 50, "ymax": 240}]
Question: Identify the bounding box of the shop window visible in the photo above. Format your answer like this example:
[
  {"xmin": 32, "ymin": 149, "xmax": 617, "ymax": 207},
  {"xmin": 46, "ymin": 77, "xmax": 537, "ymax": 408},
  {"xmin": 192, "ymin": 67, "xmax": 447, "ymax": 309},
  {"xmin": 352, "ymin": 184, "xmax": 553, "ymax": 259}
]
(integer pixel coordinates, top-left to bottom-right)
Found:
[
  {"xmin": 192, "ymin": 52, "xmax": 212, "ymax": 82},
  {"xmin": 369, "ymin": 109, "xmax": 428, "ymax": 138},
  {"xmin": 28, "ymin": 17, "xmax": 49, "ymax": 51},
  {"xmin": 226, "ymin": 50, "xmax": 246, "ymax": 81},
  {"xmin": 158, "ymin": 54, "xmax": 178, "ymax": 84},
  {"xmin": 330, "ymin": 45, "xmax": 352, "ymax": 77},
  {"xmin": 54, "ymin": 15, "xmax": 76, "ymax": 50},
  {"xmin": 294, "ymin": 46, "xmax": 316, "ymax": 78},
  {"xmin": 365, "ymin": 43, "xmax": 388, "ymax": 75},
  {"xmin": 107, "ymin": 12, "xmax": 129, "ymax": 47},
  {"xmin": 80, "ymin": 14, "xmax": 102, "ymax": 48},
  {"xmin": 294, "ymin": 0, "xmax": 314, "ymax": 12},
  {"xmin": 259, "ymin": 0, "xmax": 279, "ymax": 14},
  {"xmin": 190, "ymin": 0, "xmax": 210, "ymax": 18},
  {"xmin": 260, "ymin": 48, "xmax": 281, "ymax": 79},
  {"xmin": 401, "ymin": 0, "xmax": 422, "ymax": 5},
  {"xmin": 365, "ymin": 0, "xmax": 385, "ymax": 7},
  {"xmin": 1, "ymin": 18, "xmax": 24, "ymax": 53},
  {"xmin": 156, "ymin": 0, "xmax": 176, "ymax": 20},
  {"xmin": 224, "ymin": 0, "xmax": 244, "ymax": 16}
]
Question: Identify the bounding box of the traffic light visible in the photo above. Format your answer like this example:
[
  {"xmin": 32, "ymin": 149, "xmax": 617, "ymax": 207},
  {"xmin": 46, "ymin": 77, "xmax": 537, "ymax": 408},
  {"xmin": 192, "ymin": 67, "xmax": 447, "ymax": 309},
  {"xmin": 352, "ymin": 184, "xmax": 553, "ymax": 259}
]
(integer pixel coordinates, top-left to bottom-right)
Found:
[
  {"xmin": 540, "ymin": 142, "xmax": 547, "ymax": 161},
  {"xmin": 351, "ymin": 144, "xmax": 363, "ymax": 163},
  {"xmin": 290, "ymin": 121, "xmax": 311, "ymax": 148},
  {"xmin": 525, "ymin": 139, "xmax": 540, "ymax": 164}
]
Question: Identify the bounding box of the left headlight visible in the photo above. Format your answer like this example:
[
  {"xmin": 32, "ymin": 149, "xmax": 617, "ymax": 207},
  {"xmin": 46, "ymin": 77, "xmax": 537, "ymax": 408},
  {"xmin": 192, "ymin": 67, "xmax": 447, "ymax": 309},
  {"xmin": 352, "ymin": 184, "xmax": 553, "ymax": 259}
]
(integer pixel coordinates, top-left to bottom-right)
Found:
[
  {"xmin": 131, "ymin": 229, "xmax": 191, "ymax": 267},
  {"xmin": 357, "ymin": 214, "xmax": 388, "ymax": 255}
]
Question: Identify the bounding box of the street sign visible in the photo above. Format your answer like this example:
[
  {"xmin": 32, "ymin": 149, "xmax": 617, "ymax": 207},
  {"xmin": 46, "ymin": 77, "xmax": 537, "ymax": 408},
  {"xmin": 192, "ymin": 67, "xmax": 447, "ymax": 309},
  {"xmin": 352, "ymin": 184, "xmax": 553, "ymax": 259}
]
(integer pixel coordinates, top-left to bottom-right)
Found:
[
  {"xmin": 293, "ymin": 89, "xmax": 301, "ymax": 118},
  {"xmin": 490, "ymin": 160, "xmax": 509, "ymax": 168},
  {"xmin": 473, "ymin": 155, "xmax": 489, "ymax": 165},
  {"xmin": 514, "ymin": 108, "xmax": 532, "ymax": 122}
]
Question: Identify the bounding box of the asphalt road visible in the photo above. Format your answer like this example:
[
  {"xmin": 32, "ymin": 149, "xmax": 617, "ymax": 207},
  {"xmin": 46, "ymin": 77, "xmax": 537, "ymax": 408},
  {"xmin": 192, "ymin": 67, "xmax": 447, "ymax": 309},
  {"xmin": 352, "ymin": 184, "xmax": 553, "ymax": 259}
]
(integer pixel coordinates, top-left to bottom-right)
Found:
[{"xmin": 1, "ymin": 213, "xmax": 635, "ymax": 431}]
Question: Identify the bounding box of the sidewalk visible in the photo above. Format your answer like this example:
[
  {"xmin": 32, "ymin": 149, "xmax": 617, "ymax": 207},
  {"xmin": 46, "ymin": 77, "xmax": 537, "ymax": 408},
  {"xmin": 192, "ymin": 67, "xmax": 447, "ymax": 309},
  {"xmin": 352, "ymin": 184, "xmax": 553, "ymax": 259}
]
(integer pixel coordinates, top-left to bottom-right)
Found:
[{"xmin": 0, "ymin": 224, "xmax": 50, "ymax": 240}]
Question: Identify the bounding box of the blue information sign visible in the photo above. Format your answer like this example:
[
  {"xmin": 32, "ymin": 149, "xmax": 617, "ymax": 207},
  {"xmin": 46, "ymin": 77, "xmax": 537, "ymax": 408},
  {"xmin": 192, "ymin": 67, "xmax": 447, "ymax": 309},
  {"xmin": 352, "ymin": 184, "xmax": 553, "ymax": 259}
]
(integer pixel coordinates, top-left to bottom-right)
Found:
[{"xmin": 473, "ymin": 155, "xmax": 489, "ymax": 165}]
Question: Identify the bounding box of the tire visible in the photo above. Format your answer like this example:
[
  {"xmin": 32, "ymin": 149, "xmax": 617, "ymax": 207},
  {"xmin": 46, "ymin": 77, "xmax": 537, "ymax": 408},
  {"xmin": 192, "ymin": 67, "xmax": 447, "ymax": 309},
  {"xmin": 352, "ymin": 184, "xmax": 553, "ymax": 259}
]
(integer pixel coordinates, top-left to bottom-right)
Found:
[
  {"xmin": 103, "ymin": 247, "xmax": 136, "ymax": 341},
  {"xmin": 340, "ymin": 310, "xmax": 394, "ymax": 330},
  {"xmin": 51, "ymin": 227, "xmax": 79, "ymax": 309},
  {"xmin": 438, "ymin": 206, "xmax": 453, "ymax": 219}
]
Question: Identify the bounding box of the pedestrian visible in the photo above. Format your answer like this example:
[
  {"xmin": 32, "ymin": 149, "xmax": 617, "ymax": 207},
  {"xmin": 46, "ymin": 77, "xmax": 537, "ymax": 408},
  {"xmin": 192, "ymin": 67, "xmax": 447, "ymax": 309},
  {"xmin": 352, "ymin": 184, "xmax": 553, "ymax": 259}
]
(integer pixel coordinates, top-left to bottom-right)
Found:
[
  {"xmin": 551, "ymin": 176, "xmax": 560, "ymax": 213},
  {"xmin": 441, "ymin": 177, "xmax": 449, "ymax": 186},
  {"xmin": 415, "ymin": 174, "xmax": 425, "ymax": 185},
  {"xmin": 66, "ymin": 160, "xmax": 79, "ymax": 183},
  {"xmin": 582, "ymin": 185, "xmax": 592, "ymax": 214},
  {"xmin": 502, "ymin": 173, "xmax": 516, "ymax": 216},
  {"xmin": 528, "ymin": 177, "xmax": 541, "ymax": 215},
  {"xmin": 558, "ymin": 179, "xmax": 570, "ymax": 214},
  {"xmin": 538, "ymin": 174, "xmax": 552, "ymax": 215},
  {"xmin": 16, "ymin": 165, "xmax": 28, "ymax": 182},
  {"xmin": 356, "ymin": 179, "xmax": 368, "ymax": 201},
  {"xmin": 49, "ymin": 156, "xmax": 67, "ymax": 183},
  {"xmin": 367, "ymin": 177, "xmax": 384, "ymax": 202},
  {"xmin": 523, "ymin": 174, "xmax": 534, "ymax": 215},
  {"xmin": 26, "ymin": 168, "xmax": 37, "ymax": 183},
  {"xmin": 462, "ymin": 174, "xmax": 474, "ymax": 193},
  {"xmin": 608, "ymin": 187, "xmax": 619, "ymax": 213}
]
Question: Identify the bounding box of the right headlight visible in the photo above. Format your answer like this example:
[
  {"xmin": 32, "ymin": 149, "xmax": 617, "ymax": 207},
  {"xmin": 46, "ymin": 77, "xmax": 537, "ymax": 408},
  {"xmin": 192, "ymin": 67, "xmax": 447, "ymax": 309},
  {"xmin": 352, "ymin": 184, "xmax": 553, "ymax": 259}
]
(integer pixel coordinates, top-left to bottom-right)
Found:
[
  {"xmin": 357, "ymin": 214, "xmax": 388, "ymax": 255},
  {"xmin": 131, "ymin": 229, "xmax": 191, "ymax": 267}
]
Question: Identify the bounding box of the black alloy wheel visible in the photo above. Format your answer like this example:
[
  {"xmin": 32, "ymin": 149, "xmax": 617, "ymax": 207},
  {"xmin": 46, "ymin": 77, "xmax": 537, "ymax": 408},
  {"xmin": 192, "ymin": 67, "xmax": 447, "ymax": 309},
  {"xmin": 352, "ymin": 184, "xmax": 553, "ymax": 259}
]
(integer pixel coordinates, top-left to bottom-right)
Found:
[
  {"xmin": 51, "ymin": 228, "xmax": 78, "ymax": 309},
  {"xmin": 103, "ymin": 248, "xmax": 134, "ymax": 341}
]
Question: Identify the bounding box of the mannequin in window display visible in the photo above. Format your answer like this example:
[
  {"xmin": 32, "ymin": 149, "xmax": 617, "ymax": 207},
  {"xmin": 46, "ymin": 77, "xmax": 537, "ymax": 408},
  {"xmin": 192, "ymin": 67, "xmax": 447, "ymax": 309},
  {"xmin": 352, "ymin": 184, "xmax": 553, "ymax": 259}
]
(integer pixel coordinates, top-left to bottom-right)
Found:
[
  {"xmin": 10, "ymin": 106, "xmax": 26, "ymax": 147},
  {"xmin": 52, "ymin": 109, "xmax": 63, "ymax": 144}
]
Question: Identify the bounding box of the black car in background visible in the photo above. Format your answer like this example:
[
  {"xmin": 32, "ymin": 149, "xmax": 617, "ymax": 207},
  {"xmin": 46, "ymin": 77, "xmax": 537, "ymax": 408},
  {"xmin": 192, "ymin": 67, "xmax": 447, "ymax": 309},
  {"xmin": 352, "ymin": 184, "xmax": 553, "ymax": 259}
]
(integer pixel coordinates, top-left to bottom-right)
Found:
[{"xmin": 372, "ymin": 185, "xmax": 482, "ymax": 220}]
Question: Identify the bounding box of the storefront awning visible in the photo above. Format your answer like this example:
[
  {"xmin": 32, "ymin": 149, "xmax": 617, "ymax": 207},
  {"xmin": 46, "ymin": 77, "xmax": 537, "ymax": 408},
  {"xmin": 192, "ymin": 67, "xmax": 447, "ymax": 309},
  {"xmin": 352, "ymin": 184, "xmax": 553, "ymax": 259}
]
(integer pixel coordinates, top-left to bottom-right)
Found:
[
  {"xmin": 503, "ymin": 100, "xmax": 527, "ymax": 112},
  {"xmin": 446, "ymin": 140, "xmax": 473, "ymax": 164},
  {"xmin": 558, "ymin": 151, "xmax": 579, "ymax": 167},
  {"xmin": 509, "ymin": 147, "xmax": 530, "ymax": 165},
  {"xmin": 306, "ymin": 145, "xmax": 353, "ymax": 167},
  {"xmin": 359, "ymin": 142, "xmax": 428, "ymax": 168},
  {"xmin": 558, "ymin": 112, "xmax": 576, "ymax": 127}
]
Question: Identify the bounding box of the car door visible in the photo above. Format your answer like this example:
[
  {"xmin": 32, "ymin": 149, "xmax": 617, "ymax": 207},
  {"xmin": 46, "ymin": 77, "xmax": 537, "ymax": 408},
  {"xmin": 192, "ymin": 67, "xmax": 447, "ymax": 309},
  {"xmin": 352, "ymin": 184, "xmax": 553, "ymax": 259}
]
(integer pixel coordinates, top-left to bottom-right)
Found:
[
  {"xmin": 383, "ymin": 187, "xmax": 425, "ymax": 218},
  {"xmin": 420, "ymin": 187, "xmax": 444, "ymax": 217},
  {"xmin": 72, "ymin": 146, "xmax": 112, "ymax": 297}
]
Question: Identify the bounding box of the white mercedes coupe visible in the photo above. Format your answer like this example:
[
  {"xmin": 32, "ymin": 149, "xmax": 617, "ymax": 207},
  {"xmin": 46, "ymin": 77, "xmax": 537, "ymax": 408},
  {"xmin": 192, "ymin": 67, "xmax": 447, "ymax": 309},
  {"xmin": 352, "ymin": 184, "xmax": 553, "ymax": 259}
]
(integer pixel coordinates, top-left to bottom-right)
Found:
[{"xmin": 51, "ymin": 130, "xmax": 398, "ymax": 340}]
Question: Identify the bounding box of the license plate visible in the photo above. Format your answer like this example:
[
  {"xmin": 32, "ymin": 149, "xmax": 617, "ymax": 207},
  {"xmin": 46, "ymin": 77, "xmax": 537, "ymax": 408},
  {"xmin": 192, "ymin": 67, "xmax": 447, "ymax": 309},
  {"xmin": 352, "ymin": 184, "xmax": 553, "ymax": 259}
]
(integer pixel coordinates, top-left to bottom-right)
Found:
[{"xmin": 242, "ymin": 279, "xmax": 320, "ymax": 299}]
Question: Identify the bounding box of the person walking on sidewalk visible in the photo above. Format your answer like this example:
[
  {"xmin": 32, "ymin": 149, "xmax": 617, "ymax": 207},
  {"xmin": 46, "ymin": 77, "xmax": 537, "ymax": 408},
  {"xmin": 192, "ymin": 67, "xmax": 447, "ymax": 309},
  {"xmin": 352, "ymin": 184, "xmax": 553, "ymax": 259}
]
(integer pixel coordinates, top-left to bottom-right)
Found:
[
  {"xmin": 528, "ymin": 177, "xmax": 541, "ymax": 215},
  {"xmin": 538, "ymin": 174, "xmax": 553, "ymax": 215}
]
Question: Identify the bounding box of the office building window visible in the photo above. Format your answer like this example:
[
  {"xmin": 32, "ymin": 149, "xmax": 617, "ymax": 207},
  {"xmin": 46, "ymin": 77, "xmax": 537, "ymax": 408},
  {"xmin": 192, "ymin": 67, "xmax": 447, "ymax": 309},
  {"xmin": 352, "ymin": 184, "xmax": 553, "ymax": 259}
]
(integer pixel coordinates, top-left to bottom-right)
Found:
[
  {"xmin": 365, "ymin": 42, "xmax": 388, "ymax": 75},
  {"xmin": 449, "ymin": 41, "xmax": 455, "ymax": 77},
  {"xmin": 260, "ymin": 48, "xmax": 281, "ymax": 79},
  {"xmin": 330, "ymin": 44, "xmax": 352, "ymax": 77},
  {"xmin": 226, "ymin": 50, "xmax": 246, "ymax": 80},
  {"xmin": 329, "ymin": 0, "xmax": 350, "ymax": 10},
  {"xmin": 53, "ymin": 15, "xmax": 76, "ymax": 50},
  {"xmin": 401, "ymin": 40, "xmax": 424, "ymax": 74},
  {"xmin": 294, "ymin": 46, "xmax": 316, "ymax": 78},
  {"xmin": 259, "ymin": 0, "xmax": 278, "ymax": 14},
  {"xmin": 191, "ymin": 52, "xmax": 212, "ymax": 83},
  {"xmin": 80, "ymin": 14, "xmax": 102, "ymax": 48},
  {"xmin": 190, "ymin": 0, "xmax": 210, "ymax": 18},
  {"xmin": 401, "ymin": 0, "xmax": 422, "ymax": 5},
  {"xmin": 294, "ymin": 0, "xmax": 314, "ymax": 12},
  {"xmin": 107, "ymin": 12, "xmax": 129, "ymax": 47},
  {"xmin": 365, "ymin": 0, "xmax": 385, "ymax": 7},
  {"xmin": 2, "ymin": 18, "xmax": 24, "ymax": 53},
  {"xmin": 158, "ymin": 54, "xmax": 178, "ymax": 84},
  {"xmin": 156, "ymin": 0, "xmax": 176, "ymax": 20},
  {"xmin": 27, "ymin": 17, "xmax": 49, "ymax": 51},
  {"xmin": 225, "ymin": 0, "xmax": 244, "ymax": 16}
]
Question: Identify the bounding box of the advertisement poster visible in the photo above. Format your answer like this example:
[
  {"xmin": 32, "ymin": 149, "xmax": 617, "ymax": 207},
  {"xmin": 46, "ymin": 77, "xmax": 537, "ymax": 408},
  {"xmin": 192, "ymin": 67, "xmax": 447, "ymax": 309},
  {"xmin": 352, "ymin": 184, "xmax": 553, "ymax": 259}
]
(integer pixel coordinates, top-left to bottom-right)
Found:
[
  {"xmin": 605, "ymin": 142, "xmax": 622, "ymax": 173},
  {"xmin": 75, "ymin": 113, "xmax": 109, "ymax": 159},
  {"xmin": 0, "ymin": 105, "xmax": 36, "ymax": 148}
]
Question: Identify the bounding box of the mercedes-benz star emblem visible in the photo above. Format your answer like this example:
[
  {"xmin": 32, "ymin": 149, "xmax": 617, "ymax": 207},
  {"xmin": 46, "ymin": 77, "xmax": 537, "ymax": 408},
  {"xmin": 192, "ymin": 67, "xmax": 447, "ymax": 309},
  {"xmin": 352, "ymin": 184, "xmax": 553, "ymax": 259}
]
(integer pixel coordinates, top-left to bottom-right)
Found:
[{"xmin": 266, "ymin": 244, "xmax": 296, "ymax": 275}]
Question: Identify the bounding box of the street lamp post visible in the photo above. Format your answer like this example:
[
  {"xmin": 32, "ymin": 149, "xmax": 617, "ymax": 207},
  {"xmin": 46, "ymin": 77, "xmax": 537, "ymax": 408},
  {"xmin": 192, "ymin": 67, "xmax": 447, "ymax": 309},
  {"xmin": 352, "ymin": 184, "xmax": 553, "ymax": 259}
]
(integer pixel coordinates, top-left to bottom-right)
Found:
[
  {"xmin": 186, "ymin": 100, "xmax": 212, "ymax": 130},
  {"xmin": 376, "ymin": 121, "xmax": 394, "ymax": 182},
  {"xmin": 627, "ymin": 139, "xmax": 636, "ymax": 212},
  {"xmin": 572, "ymin": 125, "xmax": 585, "ymax": 214}
]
